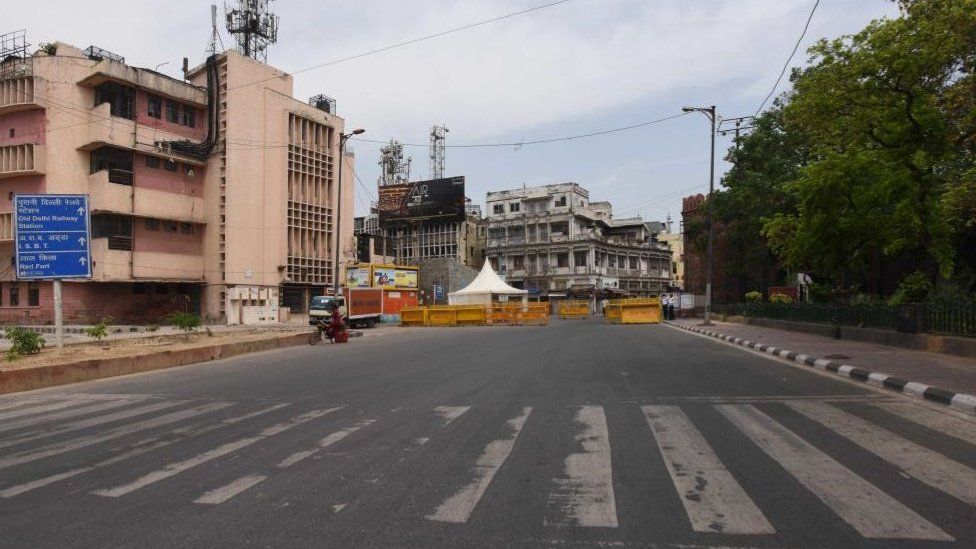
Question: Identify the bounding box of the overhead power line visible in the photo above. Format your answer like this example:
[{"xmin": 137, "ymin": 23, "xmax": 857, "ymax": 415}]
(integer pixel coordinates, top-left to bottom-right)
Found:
[
  {"xmin": 753, "ymin": 0, "xmax": 820, "ymax": 118},
  {"xmin": 226, "ymin": 0, "xmax": 576, "ymax": 93}
]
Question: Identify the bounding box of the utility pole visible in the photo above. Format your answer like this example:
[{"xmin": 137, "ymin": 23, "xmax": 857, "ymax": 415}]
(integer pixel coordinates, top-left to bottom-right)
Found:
[
  {"xmin": 333, "ymin": 128, "xmax": 365, "ymax": 298},
  {"xmin": 682, "ymin": 105, "xmax": 717, "ymax": 325}
]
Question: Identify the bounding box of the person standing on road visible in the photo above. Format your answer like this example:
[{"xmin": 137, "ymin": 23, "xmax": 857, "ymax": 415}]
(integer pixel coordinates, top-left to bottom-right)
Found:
[{"xmin": 661, "ymin": 293, "xmax": 671, "ymax": 320}]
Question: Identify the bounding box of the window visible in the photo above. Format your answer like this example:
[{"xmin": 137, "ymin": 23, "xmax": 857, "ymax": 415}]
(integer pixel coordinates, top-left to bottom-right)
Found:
[
  {"xmin": 145, "ymin": 156, "xmax": 160, "ymax": 169},
  {"xmin": 147, "ymin": 95, "xmax": 162, "ymax": 119},
  {"xmin": 8, "ymin": 128, "xmax": 13, "ymax": 138},
  {"xmin": 133, "ymin": 283, "xmax": 147, "ymax": 295},
  {"xmin": 180, "ymin": 223, "xmax": 195, "ymax": 235},
  {"xmin": 145, "ymin": 218, "xmax": 159, "ymax": 231},
  {"xmin": 182, "ymin": 107, "xmax": 196, "ymax": 128},
  {"xmin": 163, "ymin": 159, "xmax": 178, "ymax": 172},
  {"xmin": 94, "ymin": 82, "xmax": 135, "ymax": 119},
  {"xmin": 9, "ymin": 283, "xmax": 19, "ymax": 306},
  {"xmin": 27, "ymin": 282, "xmax": 39, "ymax": 307},
  {"xmin": 512, "ymin": 255, "xmax": 524, "ymax": 270},
  {"xmin": 574, "ymin": 250, "xmax": 588, "ymax": 267},
  {"xmin": 182, "ymin": 164, "xmax": 194, "ymax": 177},
  {"xmin": 556, "ymin": 252, "xmax": 569, "ymax": 268},
  {"xmin": 90, "ymin": 147, "xmax": 134, "ymax": 185},
  {"xmin": 492, "ymin": 204, "xmax": 504, "ymax": 215},
  {"xmin": 165, "ymin": 100, "xmax": 178, "ymax": 123},
  {"xmin": 509, "ymin": 202, "xmax": 520, "ymax": 213},
  {"xmin": 630, "ymin": 257, "xmax": 639, "ymax": 270},
  {"xmin": 162, "ymin": 221, "xmax": 178, "ymax": 233},
  {"xmin": 555, "ymin": 196, "xmax": 567, "ymax": 207}
]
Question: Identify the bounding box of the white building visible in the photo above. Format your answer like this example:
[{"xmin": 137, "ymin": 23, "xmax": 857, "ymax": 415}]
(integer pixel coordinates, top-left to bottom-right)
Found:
[{"xmin": 485, "ymin": 183, "xmax": 672, "ymax": 297}]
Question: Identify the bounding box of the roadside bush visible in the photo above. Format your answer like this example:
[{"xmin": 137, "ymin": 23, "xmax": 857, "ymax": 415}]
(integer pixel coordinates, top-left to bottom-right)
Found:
[
  {"xmin": 769, "ymin": 293, "xmax": 793, "ymax": 305},
  {"xmin": 5, "ymin": 327, "xmax": 45, "ymax": 361},
  {"xmin": 84, "ymin": 317, "xmax": 113, "ymax": 341},
  {"xmin": 165, "ymin": 312, "xmax": 200, "ymax": 338},
  {"xmin": 888, "ymin": 271, "xmax": 933, "ymax": 307},
  {"xmin": 806, "ymin": 282, "xmax": 834, "ymax": 303},
  {"xmin": 744, "ymin": 291, "xmax": 763, "ymax": 302}
]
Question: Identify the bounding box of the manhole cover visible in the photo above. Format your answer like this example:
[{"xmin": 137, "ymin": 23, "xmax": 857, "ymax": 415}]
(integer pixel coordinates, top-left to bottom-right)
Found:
[{"xmin": 823, "ymin": 353, "xmax": 850, "ymax": 360}]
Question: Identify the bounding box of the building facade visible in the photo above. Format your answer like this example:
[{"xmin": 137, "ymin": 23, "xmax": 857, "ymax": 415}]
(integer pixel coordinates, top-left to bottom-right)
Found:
[
  {"xmin": 0, "ymin": 42, "xmax": 354, "ymax": 324},
  {"xmin": 657, "ymin": 229, "xmax": 684, "ymax": 290},
  {"xmin": 485, "ymin": 183, "xmax": 672, "ymax": 297}
]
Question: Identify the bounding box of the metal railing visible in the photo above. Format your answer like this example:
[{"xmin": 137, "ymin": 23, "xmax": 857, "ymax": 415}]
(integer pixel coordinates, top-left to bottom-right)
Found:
[{"xmin": 713, "ymin": 302, "xmax": 976, "ymax": 338}]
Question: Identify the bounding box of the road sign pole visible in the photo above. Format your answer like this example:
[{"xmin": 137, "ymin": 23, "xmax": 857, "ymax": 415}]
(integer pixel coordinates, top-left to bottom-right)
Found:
[{"xmin": 53, "ymin": 280, "xmax": 63, "ymax": 350}]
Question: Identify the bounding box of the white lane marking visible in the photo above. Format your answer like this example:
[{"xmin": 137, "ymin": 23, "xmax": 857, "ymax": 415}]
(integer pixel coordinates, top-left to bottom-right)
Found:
[
  {"xmin": 788, "ymin": 401, "xmax": 976, "ymax": 507},
  {"xmin": 434, "ymin": 406, "xmax": 471, "ymax": 426},
  {"xmin": 0, "ymin": 402, "xmax": 233, "ymax": 471},
  {"xmin": 415, "ymin": 437, "xmax": 430, "ymax": 446},
  {"xmin": 718, "ymin": 404, "xmax": 951, "ymax": 541},
  {"xmin": 195, "ymin": 474, "xmax": 268, "ymax": 505},
  {"xmin": 643, "ymin": 406, "xmax": 774, "ymax": 534},
  {"xmin": 276, "ymin": 418, "xmax": 375, "ymax": 469},
  {"xmin": 0, "ymin": 397, "xmax": 98, "ymax": 421},
  {"xmin": 876, "ymin": 402, "xmax": 976, "ymax": 447},
  {"xmin": 94, "ymin": 407, "xmax": 339, "ymax": 497},
  {"xmin": 427, "ymin": 407, "xmax": 532, "ymax": 523},
  {"xmin": 0, "ymin": 398, "xmax": 144, "ymax": 434},
  {"xmin": 546, "ymin": 405, "xmax": 618, "ymax": 528},
  {"xmin": 0, "ymin": 400, "xmax": 183, "ymax": 448},
  {"xmin": 332, "ymin": 503, "xmax": 347, "ymax": 513},
  {"xmin": 0, "ymin": 403, "xmax": 289, "ymax": 498}
]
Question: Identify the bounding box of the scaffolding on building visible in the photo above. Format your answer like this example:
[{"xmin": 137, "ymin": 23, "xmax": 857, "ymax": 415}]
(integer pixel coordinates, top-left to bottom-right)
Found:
[{"xmin": 0, "ymin": 29, "xmax": 31, "ymax": 80}]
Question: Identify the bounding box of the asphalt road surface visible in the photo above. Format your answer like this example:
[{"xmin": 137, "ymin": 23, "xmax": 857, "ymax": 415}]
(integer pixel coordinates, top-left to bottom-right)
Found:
[{"xmin": 1, "ymin": 318, "xmax": 975, "ymax": 548}]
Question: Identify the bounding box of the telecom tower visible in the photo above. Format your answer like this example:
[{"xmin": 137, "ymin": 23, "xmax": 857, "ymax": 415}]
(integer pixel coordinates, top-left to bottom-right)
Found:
[
  {"xmin": 225, "ymin": 0, "xmax": 279, "ymax": 62},
  {"xmin": 429, "ymin": 125, "xmax": 449, "ymax": 179},
  {"xmin": 207, "ymin": 5, "xmax": 226, "ymax": 57},
  {"xmin": 378, "ymin": 140, "xmax": 412, "ymax": 187}
]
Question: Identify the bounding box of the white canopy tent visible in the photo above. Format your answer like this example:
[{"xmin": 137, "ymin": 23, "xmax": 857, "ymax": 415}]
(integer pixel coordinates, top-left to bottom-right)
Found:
[{"xmin": 448, "ymin": 261, "xmax": 529, "ymax": 306}]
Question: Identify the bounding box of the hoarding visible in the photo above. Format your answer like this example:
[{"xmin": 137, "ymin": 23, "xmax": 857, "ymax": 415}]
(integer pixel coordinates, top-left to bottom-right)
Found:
[
  {"xmin": 346, "ymin": 267, "xmax": 370, "ymax": 288},
  {"xmin": 373, "ymin": 267, "xmax": 396, "ymax": 288},
  {"xmin": 394, "ymin": 269, "xmax": 418, "ymax": 288},
  {"xmin": 376, "ymin": 176, "xmax": 465, "ymax": 221}
]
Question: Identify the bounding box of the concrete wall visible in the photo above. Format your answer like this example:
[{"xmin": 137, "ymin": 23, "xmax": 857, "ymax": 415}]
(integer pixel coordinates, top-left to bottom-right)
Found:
[
  {"xmin": 0, "ymin": 281, "xmax": 198, "ymax": 324},
  {"xmin": 415, "ymin": 258, "xmax": 478, "ymax": 305}
]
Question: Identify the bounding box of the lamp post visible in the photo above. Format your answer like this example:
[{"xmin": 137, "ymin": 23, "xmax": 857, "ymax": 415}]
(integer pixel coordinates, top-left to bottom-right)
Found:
[
  {"xmin": 682, "ymin": 105, "xmax": 716, "ymax": 326},
  {"xmin": 333, "ymin": 128, "xmax": 365, "ymax": 298}
]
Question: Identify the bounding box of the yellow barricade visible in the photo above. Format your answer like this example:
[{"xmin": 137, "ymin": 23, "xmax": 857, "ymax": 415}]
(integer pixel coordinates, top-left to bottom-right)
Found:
[
  {"xmin": 426, "ymin": 305, "xmax": 458, "ymax": 326},
  {"xmin": 605, "ymin": 298, "xmax": 662, "ymax": 324},
  {"xmin": 486, "ymin": 302, "xmax": 517, "ymax": 325},
  {"xmin": 516, "ymin": 303, "xmax": 550, "ymax": 326},
  {"xmin": 454, "ymin": 305, "xmax": 488, "ymax": 326},
  {"xmin": 558, "ymin": 300, "xmax": 590, "ymax": 319},
  {"xmin": 400, "ymin": 307, "xmax": 427, "ymax": 326}
]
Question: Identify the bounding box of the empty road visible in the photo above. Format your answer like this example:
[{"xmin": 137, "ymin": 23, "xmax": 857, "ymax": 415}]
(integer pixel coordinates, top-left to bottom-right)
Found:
[{"xmin": 1, "ymin": 319, "xmax": 974, "ymax": 548}]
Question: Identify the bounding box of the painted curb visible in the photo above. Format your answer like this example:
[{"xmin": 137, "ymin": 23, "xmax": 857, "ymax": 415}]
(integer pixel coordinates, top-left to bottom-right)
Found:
[
  {"xmin": 0, "ymin": 330, "xmax": 321, "ymax": 395},
  {"xmin": 665, "ymin": 321, "xmax": 976, "ymax": 417}
]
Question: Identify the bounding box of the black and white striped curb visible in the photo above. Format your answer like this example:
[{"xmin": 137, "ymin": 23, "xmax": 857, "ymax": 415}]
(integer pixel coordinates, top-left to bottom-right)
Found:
[{"xmin": 665, "ymin": 321, "xmax": 976, "ymax": 417}]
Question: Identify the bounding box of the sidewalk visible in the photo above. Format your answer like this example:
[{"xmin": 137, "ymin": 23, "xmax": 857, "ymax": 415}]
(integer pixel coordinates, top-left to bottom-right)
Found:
[{"xmin": 667, "ymin": 319, "xmax": 976, "ymax": 414}]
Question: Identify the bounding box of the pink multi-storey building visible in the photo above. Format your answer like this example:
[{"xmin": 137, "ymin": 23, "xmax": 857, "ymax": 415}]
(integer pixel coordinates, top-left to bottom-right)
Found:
[{"xmin": 0, "ymin": 42, "xmax": 355, "ymax": 324}]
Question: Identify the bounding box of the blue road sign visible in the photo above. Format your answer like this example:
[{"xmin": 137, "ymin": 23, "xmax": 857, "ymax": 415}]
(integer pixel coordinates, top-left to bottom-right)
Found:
[
  {"xmin": 14, "ymin": 194, "xmax": 92, "ymax": 279},
  {"xmin": 434, "ymin": 284, "xmax": 444, "ymax": 300}
]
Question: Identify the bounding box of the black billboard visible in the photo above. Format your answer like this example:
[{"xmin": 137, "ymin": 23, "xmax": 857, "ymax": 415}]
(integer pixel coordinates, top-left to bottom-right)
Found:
[{"xmin": 377, "ymin": 176, "xmax": 465, "ymax": 221}]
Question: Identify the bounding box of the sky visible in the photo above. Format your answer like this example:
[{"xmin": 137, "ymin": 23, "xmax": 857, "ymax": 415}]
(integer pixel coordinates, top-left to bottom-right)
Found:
[{"xmin": 9, "ymin": 0, "xmax": 900, "ymax": 225}]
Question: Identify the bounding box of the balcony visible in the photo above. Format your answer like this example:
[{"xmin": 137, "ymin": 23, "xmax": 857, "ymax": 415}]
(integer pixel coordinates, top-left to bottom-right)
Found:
[
  {"xmin": 88, "ymin": 170, "xmax": 206, "ymax": 224},
  {"xmin": 79, "ymin": 103, "xmax": 206, "ymax": 166},
  {"xmin": 77, "ymin": 59, "xmax": 207, "ymax": 107},
  {"xmin": 0, "ymin": 143, "xmax": 45, "ymax": 179},
  {"xmin": 0, "ymin": 75, "xmax": 45, "ymax": 115}
]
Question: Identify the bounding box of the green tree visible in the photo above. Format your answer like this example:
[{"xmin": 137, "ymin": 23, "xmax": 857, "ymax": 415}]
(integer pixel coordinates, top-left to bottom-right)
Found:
[{"xmin": 765, "ymin": 0, "xmax": 976, "ymax": 291}]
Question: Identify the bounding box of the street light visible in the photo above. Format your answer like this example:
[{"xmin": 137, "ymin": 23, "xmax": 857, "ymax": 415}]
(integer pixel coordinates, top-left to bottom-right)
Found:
[
  {"xmin": 682, "ymin": 105, "xmax": 716, "ymax": 326},
  {"xmin": 333, "ymin": 128, "xmax": 365, "ymax": 298}
]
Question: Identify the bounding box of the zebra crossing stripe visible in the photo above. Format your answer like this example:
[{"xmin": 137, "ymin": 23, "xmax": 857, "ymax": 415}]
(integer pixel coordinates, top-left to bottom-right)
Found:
[
  {"xmin": 0, "ymin": 397, "xmax": 100, "ymax": 421},
  {"xmin": 195, "ymin": 474, "xmax": 268, "ymax": 505},
  {"xmin": 0, "ymin": 400, "xmax": 184, "ymax": 449},
  {"xmin": 433, "ymin": 406, "xmax": 470, "ymax": 426},
  {"xmin": 0, "ymin": 403, "xmax": 290, "ymax": 498},
  {"xmin": 787, "ymin": 401, "xmax": 976, "ymax": 508},
  {"xmin": 93, "ymin": 407, "xmax": 340, "ymax": 498},
  {"xmin": 0, "ymin": 398, "xmax": 147, "ymax": 436},
  {"xmin": 0, "ymin": 401, "xmax": 233, "ymax": 471},
  {"xmin": 427, "ymin": 407, "xmax": 532, "ymax": 523},
  {"xmin": 546, "ymin": 405, "xmax": 618, "ymax": 528},
  {"xmin": 875, "ymin": 402, "xmax": 976, "ymax": 447},
  {"xmin": 643, "ymin": 405, "xmax": 774, "ymax": 534},
  {"xmin": 718, "ymin": 404, "xmax": 951, "ymax": 541},
  {"xmin": 276, "ymin": 418, "xmax": 376, "ymax": 469}
]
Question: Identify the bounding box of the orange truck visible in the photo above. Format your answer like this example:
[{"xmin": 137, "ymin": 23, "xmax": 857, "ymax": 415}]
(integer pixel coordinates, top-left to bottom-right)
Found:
[{"xmin": 309, "ymin": 288, "xmax": 383, "ymax": 328}]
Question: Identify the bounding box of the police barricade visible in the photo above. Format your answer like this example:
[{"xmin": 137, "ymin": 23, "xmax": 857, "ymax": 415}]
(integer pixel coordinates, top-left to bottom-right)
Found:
[
  {"xmin": 486, "ymin": 302, "xmax": 518, "ymax": 326},
  {"xmin": 399, "ymin": 307, "xmax": 427, "ymax": 326},
  {"xmin": 426, "ymin": 305, "xmax": 458, "ymax": 327},
  {"xmin": 558, "ymin": 300, "xmax": 590, "ymax": 319},
  {"xmin": 605, "ymin": 298, "xmax": 662, "ymax": 324},
  {"xmin": 516, "ymin": 303, "xmax": 550, "ymax": 326},
  {"xmin": 454, "ymin": 305, "xmax": 488, "ymax": 326}
]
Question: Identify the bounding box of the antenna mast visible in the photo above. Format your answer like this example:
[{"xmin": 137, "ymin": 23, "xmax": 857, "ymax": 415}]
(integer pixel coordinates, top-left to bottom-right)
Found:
[
  {"xmin": 429, "ymin": 125, "xmax": 448, "ymax": 179},
  {"xmin": 225, "ymin": 0, "xmax": 279, "ymax": 62},
  {"xmin": 378, "ymin": 140, "xmax": 412, "ymax": 187}
]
